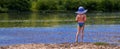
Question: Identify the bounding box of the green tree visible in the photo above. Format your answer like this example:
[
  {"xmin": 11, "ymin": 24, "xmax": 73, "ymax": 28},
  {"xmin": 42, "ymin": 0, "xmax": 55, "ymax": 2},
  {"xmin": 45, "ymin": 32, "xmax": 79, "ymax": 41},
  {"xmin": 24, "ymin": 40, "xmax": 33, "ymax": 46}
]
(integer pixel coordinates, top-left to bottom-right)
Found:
[{"xmin": 0, "ymin": 0, "xmax": 31, "ymax": 12}]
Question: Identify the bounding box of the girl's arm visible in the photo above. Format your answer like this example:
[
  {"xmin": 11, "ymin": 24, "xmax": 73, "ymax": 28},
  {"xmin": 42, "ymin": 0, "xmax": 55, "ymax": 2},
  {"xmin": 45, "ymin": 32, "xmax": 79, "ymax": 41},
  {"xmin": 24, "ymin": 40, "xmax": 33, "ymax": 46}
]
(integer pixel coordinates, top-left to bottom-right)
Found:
[
  {"xmin": 76, "ymin": 15, "xmax": 78, "ymax": 22},
  {"xmin": 84, "ymin": 14, "xmax": 86, "ymax": 22}
]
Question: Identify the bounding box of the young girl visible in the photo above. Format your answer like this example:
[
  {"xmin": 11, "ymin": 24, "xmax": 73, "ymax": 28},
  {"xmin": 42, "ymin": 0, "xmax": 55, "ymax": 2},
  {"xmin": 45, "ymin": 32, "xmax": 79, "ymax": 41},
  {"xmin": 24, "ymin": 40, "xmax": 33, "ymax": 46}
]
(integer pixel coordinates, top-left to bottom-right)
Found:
[{"xmin": 75, "ymin": 6, "xmax": 87, "ymax": 42}]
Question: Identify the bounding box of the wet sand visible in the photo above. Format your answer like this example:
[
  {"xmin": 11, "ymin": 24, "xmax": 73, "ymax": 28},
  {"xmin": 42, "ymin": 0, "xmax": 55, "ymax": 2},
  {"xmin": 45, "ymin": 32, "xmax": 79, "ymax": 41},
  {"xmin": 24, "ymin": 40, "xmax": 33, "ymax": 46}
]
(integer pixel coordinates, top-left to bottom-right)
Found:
[{"xmin": 0, "ymin": 43, "xmax": 119, "ymax": 49}]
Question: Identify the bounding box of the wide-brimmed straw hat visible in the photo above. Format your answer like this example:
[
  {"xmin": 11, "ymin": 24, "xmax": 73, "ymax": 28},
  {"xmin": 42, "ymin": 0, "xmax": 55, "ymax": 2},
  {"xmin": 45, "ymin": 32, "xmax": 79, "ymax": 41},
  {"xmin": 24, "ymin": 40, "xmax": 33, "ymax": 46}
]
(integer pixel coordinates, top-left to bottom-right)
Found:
[{"xmin": 75, "ymin": 6, "xmax": 87, "ymax": 14}]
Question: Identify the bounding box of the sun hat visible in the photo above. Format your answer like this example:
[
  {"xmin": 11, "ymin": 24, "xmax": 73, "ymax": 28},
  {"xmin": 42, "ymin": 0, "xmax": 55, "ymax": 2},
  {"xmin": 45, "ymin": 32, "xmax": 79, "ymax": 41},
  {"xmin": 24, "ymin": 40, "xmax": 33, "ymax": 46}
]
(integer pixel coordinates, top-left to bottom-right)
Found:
[{"xmin": 75, "ymin": 6, "xmax": 87, "ymax": 14}]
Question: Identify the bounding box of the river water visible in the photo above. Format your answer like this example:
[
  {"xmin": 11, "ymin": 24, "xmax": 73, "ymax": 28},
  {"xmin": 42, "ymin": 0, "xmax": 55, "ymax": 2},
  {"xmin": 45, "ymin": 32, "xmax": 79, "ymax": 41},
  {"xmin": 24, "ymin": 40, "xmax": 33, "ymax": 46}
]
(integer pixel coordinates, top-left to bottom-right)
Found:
[{"xmin": 0, "ymin": 12, "xmax": 120, "ymax": 46}]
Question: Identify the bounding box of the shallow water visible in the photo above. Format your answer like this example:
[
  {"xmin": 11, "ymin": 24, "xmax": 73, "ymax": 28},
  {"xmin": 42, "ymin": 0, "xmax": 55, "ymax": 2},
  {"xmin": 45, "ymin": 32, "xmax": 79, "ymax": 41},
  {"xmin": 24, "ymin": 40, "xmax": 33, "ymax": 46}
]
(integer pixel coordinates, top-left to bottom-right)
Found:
[
  {"xmin": 0, "ymin": 24, "xmax": 120, "ymax": 46},
  {"xmin": 0, "ymin": 12, "xmax": 120, "ymax": 46}
]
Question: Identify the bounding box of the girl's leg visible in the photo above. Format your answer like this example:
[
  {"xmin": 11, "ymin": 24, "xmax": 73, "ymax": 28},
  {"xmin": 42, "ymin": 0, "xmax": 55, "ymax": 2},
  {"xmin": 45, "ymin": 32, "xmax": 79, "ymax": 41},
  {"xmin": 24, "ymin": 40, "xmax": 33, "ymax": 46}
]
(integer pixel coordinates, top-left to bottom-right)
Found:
[
  {"xmin": 75, "ymin": 26, "xmax": 81, "ymax": 42},
  {"xmin": 81, "ymin": 25, "xmax": 85, "ymax": 42}
]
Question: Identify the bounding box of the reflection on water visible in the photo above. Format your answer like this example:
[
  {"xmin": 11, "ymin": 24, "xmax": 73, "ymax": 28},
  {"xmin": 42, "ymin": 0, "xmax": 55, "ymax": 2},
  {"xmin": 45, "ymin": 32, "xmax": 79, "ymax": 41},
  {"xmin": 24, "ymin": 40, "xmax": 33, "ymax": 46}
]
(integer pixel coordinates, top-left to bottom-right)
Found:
[
  {"xmin": 0, "ymin": 12, "xmax": 120, "ymax": 27},
  {"xmin": 0, "ymin": 13, "xmax": 76, "ymax": 27},
  {"xmin": 0, "ymin": 12, "xmax": 120, "ymax": 46}
]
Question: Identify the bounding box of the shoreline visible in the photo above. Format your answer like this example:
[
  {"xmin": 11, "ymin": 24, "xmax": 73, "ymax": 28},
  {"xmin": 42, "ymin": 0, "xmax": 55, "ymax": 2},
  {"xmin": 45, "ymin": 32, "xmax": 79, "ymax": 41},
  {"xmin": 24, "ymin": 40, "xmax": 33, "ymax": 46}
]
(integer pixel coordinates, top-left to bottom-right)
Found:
[{"xmin": 0, "ymin": 42, "xmax": 119, "ymax": 49}]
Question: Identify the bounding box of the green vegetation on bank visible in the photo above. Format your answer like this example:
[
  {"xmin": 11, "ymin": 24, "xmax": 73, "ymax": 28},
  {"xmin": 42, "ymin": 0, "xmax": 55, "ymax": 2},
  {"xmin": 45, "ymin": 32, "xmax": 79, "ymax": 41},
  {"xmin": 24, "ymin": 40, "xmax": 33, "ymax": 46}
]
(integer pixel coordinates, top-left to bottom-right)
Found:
[
  {"xmin": 0, "ymin": 0, "xmax": 31, "ymax": 12},
  {"xmin": 94, "ymin": 42, "xmax": 109, "ymax": 45},
  {"xmin": 0, "ymin": 0, "xmax": 120, "ymax": 12}
]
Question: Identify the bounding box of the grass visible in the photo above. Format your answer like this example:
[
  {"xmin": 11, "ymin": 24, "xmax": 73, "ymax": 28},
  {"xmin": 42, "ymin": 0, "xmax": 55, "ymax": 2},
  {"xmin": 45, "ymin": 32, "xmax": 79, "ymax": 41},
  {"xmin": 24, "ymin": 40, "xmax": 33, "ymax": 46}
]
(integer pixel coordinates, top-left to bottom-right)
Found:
[{"xmin": 94, "ymin": 42, "xmax": 109, "ymax": 46}]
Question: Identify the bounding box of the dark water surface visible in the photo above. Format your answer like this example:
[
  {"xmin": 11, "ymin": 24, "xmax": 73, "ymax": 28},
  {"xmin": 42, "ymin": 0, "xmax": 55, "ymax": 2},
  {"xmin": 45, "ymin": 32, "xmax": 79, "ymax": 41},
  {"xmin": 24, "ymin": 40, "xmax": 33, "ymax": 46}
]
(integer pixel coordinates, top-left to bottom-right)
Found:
[{"xmin": 0, "ymin": 12, "xmax": 120, "ymax": 46}]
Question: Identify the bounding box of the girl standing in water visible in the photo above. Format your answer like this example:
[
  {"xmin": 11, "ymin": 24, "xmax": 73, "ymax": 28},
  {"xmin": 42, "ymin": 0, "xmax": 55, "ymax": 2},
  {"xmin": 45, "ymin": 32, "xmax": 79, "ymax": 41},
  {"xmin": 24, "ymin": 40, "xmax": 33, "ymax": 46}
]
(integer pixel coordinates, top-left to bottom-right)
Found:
[{"xmin": 75, "ymin": 6, "xmax": 87, "ymax": 42}]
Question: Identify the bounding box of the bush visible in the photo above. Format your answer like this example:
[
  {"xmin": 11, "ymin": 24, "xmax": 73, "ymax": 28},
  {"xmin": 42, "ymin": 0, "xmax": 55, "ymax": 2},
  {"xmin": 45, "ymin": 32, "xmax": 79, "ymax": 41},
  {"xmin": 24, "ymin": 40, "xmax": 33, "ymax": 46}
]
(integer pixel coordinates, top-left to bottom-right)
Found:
[
  {"xmin": 100, "ymin": 0, "xmax": 120, "ymax": 12},
  {"xmin": 36, "ymin": 0, "xmax": 58, "ymax": 10},
  {"xmin": 0, "ymin": 0, "xmax": 31, "ymax": 12},
  {"xmin": 1, "ymin": 0, "xmax": 120, "ymax": 12}
]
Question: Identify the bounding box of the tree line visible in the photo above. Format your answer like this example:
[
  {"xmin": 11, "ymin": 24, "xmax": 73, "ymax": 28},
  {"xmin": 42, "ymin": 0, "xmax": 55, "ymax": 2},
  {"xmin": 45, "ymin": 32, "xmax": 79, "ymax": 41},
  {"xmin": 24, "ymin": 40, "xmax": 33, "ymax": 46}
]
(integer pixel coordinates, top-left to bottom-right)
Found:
[{"xmin": 0, "ymin": 0, "xmax": 120, "ymax": 12}]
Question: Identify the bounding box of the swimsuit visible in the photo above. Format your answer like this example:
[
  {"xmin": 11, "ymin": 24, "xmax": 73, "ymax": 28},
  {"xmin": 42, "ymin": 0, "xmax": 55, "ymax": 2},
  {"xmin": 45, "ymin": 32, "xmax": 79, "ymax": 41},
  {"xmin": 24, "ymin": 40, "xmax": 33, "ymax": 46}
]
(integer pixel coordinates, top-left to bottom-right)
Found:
[
  {"xmin": 76, "ymin": 14, "xmax": 86, "ymax": 27},
  {"xmin": 78, "ymin": 22, "xmax": 84, "ymax": 27}
]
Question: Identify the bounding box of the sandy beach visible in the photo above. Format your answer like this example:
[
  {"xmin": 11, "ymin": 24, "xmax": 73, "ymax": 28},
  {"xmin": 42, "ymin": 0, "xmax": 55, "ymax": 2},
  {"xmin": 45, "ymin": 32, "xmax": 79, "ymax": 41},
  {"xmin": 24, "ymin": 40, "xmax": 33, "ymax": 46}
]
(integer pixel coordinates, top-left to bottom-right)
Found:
[{"xmin": 0, "ymin": 43, "xmax": 119, "ymax": 49}]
